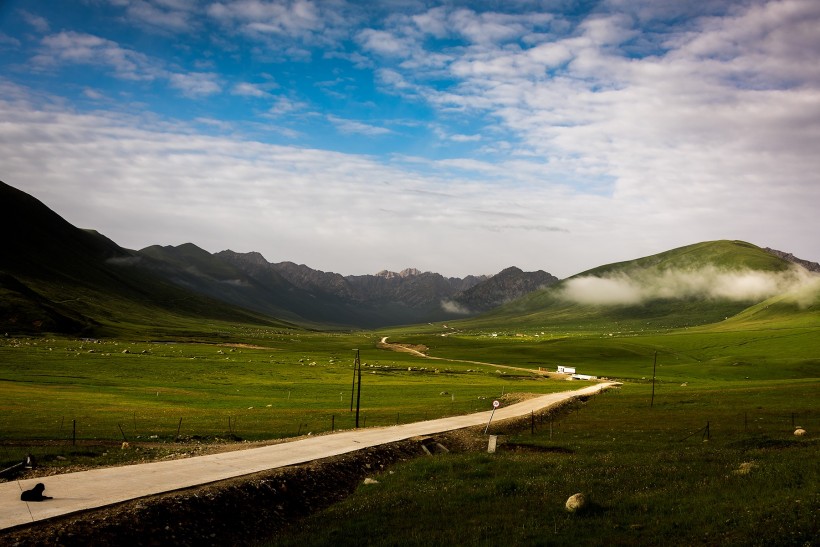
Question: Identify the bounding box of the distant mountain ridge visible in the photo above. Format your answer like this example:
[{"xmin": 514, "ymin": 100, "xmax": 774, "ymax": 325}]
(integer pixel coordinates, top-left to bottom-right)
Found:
[
  {"xmin": 214, "ymin": 249, "xmax": 551, "ymax": 324},
  {"xmin": 3, "ymin": 180, "xmax": 814, "ymax": 335},
  {"xmin": 764, "ymin": 248, "xmax": 820, "ymax": 273}
]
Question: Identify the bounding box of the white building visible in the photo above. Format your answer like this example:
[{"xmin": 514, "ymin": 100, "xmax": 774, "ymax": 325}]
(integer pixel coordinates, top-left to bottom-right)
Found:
[
  {"xmin": 572, "ymin": 373, "xmax": 598, "ymax": 381},
  {"xmin": 557, "ymin": 365, "xmax": 576, "ymax": 374}
]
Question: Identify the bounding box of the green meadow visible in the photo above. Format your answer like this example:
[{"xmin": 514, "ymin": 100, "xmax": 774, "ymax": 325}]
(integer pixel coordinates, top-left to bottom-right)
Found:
[
  {"xmin": 0, "ymin": 328, "xmax": 571, "ymax": 446},
  {"xmin": 274, "ymin": 380, "xmax": 818, "ymax": 546}
]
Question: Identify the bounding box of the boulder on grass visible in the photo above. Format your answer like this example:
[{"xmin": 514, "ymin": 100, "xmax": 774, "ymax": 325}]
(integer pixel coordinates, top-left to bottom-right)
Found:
[{"xmin": 565, "ymin": 493, "xmax": 587, "ymax": 513}]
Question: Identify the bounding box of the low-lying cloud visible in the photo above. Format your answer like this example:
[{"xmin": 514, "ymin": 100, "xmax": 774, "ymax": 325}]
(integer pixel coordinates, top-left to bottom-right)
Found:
[
  {"xmin": 558, "ymin": 266, "xmax": 820, "ymax": 308},
  {"xmin": 440, "ymin": 299, "xmax": 472, "ymax": 315}
]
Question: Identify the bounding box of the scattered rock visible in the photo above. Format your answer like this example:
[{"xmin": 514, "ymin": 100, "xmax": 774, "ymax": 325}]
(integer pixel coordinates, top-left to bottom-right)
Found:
[
  {"xmin": 794, "ymin": 428, "xmax": 806, "ymax": 436},
  {"xmin": 363, "ymin": 478, "xmax": 379, "ymax": 485},
  {"xmin": 734, "ymin": 462, "xmax": 756, "ymax": 475},
  {"xmin": 565, "ymin": 492, "xmax": 587, "ymax": 513},
  {"xmin": 121, "ymin": 442, "xmax": 130, "ymax": 450}
]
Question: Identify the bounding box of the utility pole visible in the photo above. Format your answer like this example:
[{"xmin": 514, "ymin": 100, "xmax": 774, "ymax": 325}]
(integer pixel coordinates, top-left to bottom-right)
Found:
[
  {"xmin": 350, "ymin": 349, "xmax": 363, "ymax": 428},
  {"xmin": 650, "ymin": 351, "xmax": 657, "ymax": 408}
]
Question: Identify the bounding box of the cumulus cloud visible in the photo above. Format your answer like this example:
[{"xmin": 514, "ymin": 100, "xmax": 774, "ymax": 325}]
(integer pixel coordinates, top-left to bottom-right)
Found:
[
  {"xmin": 168, "ymin": 71, "xmax": 222, "ymax": 97},
  {"xmin": 122, "ymin": 0, "xmax": 198, "ymax": 32},
  {"xmin": 327, "ymin": 115, "xmax": 392, "ymax": 136},
  {"xmin": 0, "ymin": 87, "xmax": 586, "ymax": 276},
  {"xmin": 3, "ymin": 1, "xmax": 819, "ymax": 278},
  {"xmin": 33, "ymin": 31, "xmax": 159, "ymax": 81},
  {"xmin": 206, "ymin": 0, "xmax": 352, "ymax": 47},
  {"xmin": 559, "ymin": 266, "xmax": 820, "ymax": 307},
  {"xmin": 231, "ymin": 82, "xmax": 273, "ymax": 97},
  {"xmin": 19, "ymin": 10, "xmax": 50, "ymax": 33},
  {"xmin": 32, "ymin": 31, "xmax": 224, "ymax": 99}
]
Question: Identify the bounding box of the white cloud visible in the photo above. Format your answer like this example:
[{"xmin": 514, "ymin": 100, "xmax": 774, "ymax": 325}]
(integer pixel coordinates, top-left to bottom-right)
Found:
[
  {"xmin": 369, "ymin": 1, "xmax": 820, "ymax": 263},
  {"xmin": 19, "ymin": 10, "xmax": 50, "ymax": 33},
  {"xmin": 31, "ymin": 31, "xmax": 227, "ymax": 99},
  {"xmin": 357, "ymin": 28, "xmax": 415, "ymax": 57},
  {"xmin": 0, "ymin": 87, "xmax": 602, "ymax": 277},
  {"xmin": 123, "ymin": 0, "xmax": 197, "ymax": 32},
  {"xmin": 327, "ymin": 115, "xmax": 392, "ymax": 136},
  {"xmin": 207, "ymin": 0, "xmax": 351, "ymax": 46},
  {"xmin": 0, "ymin": 33, "xmax": 22, "ymax": 47},
  {"xmin": 267, "ymin": 96, "xmax": 308, "ymax": 116},
  {"xmin": 34, "ymin": 31, "xmax": 159, "ymax": 81},
  {"xmin": 168, "ymin": 72, "xmax": 222, "ymax": 97},
  {"xmin": 83, "ymin": 87, "xmax": 105, "ymax": 100},
  {"xmin": 231, "ymin": 82, "xmax": 272, "ymax": 97},
  {"xmin": 2, "ymin": 1, "xmax": 819, "ymax": 278},
  {"xmin": 449, "ymin": 133, "xmax": 481, "ymax": 142}
]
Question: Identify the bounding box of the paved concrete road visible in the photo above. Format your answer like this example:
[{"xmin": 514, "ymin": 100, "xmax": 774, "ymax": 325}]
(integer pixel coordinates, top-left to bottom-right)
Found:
[{"xmin": 0, "ymin": 383, "xmax": 615, "ymax": 531}]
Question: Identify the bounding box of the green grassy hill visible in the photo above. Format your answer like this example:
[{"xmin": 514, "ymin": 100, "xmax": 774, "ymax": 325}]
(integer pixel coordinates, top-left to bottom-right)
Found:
[{"xmin": 459, "ymin": 240, "xmax": 817, "ymax": 333}]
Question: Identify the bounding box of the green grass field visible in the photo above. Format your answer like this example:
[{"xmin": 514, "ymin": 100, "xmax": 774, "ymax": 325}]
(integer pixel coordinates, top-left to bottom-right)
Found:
[
  {"xmin": 0, "ymin": 330, "xmax": 571, "ymax": 447},
  {"xmin": 1, "ymin": 248, "xmax": 818, "ymax": 545},
  {"xmin": 272, "ymin": 380, "xmax": 818, "ymax": 546}
]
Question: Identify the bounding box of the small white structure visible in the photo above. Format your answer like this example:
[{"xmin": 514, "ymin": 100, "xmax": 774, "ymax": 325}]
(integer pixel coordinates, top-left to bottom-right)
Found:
[
  {"xmin": 557, "ymin": 365, "xmax": 576, "ymax": 374},
  {"xmin": 571, "ymin": 373, "xmax": 597, "ymax": 381}
]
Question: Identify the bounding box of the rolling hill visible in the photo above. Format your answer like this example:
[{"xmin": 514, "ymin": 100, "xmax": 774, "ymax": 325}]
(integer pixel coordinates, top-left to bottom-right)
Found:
[{"xmin": 458, "ymin": 240, "xmax": 820, "ymax": 332}]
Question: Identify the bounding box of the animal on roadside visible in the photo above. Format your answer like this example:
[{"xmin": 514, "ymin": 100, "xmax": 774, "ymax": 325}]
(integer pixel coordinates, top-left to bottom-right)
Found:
[{"xmin": 20, "ymin": 483, "xmax": 52, "ymax": 502}]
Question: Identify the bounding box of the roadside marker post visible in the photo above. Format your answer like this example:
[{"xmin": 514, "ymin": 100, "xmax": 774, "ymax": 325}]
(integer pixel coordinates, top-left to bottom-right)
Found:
[{"xmin": 484, "ymin": 400, "xmax": 500, "ymax": 434}]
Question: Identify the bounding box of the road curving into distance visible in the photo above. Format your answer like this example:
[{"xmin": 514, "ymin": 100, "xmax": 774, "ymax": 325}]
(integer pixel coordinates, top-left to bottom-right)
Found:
[{"xmin": 0, "ymin": 382, "xmax": 617, "ymax": 531}]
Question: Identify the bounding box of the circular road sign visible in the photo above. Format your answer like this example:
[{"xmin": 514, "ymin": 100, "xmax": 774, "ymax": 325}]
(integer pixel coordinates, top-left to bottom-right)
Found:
[{"xmin": 492, "ymin": 400, "xmax": 500, "ymax": 408}]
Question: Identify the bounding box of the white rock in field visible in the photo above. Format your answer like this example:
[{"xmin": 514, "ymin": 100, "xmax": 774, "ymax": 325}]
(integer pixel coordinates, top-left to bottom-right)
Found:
[
  {"xmin": 794, "ymin": 428, "xmax": 806, "ymax": 436},
  {"xmin": 734, "ymin": 462, "xmax": 756, "ymax": 475},
  {"xmin": 363, "ymin": 478, "xmax": 379, "ymax": 485},
  {"xmin": 565, "ymin": 493, "xmax": 587, "ymax": 513}
]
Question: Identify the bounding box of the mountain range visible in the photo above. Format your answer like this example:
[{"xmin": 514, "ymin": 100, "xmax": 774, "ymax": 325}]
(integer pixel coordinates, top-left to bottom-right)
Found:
[
  {"xmin": 0, "ymin": 181, "xmax": 557, "ymax": 333},
  {"xmin": 2, "ymin": 180, "xmax": 816, "ymax": 337}
]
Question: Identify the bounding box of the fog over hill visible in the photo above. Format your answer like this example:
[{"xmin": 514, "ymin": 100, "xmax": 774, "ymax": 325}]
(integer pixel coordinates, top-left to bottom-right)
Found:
[{"xmin": 559, "ymin": 265, "xmax": 820, "ymax": 308}]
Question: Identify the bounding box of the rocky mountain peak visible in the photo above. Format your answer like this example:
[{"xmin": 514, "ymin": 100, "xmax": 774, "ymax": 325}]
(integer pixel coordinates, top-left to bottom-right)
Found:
[
  {"xmin": 220, "ymin": 250, "xmax": 270, "ymax": 267},
  {"xmin": 375, "ymin": 268, "xmax": 423, "ymax": 279},
  {"xmin": 764, "ymin": 248, "xmax": 820, "ymax": 273}
]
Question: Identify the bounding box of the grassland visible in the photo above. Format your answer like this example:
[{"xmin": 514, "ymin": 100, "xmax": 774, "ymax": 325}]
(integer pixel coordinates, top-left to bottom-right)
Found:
[
  {"xmin": 273, "ymin": 380, "xmax": 818, "ymax": 546},
  {"xmin": 256, "ymin": 291, "xmax": 818, "ymax": 546},
  {"xmin": 0, "ymin": 328, "xmax": 569, "ymax": 453}
]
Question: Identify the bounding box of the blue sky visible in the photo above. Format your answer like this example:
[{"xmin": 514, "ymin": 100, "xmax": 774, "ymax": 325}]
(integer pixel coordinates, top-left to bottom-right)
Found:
[{"xmin": 1, "ymin": 0, "xmax": 819, "ymax": 277}]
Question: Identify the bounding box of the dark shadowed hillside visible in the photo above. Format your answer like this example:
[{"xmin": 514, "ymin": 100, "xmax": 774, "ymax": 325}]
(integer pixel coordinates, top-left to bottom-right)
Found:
[
  {"xmin": 0, "ymin": 181, "xmax": 292, "ymax": 335},
  {"xmin": 447, "ymin": 266, "xmax": 558, "ymax": 313}
]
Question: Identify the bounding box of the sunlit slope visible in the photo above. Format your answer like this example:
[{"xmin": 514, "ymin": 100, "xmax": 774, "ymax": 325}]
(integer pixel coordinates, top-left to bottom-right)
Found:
[{"xmin": 458, "ymin": 240, "xmax": 816, "ymax": 332}]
